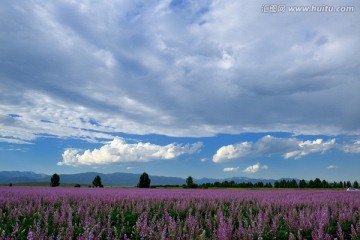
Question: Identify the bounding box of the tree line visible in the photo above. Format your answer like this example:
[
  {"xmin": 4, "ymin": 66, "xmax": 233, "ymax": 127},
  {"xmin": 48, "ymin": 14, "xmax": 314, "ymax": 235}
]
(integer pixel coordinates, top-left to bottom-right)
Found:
[
  {"xmin": 185, "ymin": 177, "xmax": 359, "ymax": 189},
  {"xmin": 49, "ymin": 172, "xmax": 151, "ymax": 188},
  {"xmin": 49, "ymin": 173, "xmax": 358, "ymax": 189}
]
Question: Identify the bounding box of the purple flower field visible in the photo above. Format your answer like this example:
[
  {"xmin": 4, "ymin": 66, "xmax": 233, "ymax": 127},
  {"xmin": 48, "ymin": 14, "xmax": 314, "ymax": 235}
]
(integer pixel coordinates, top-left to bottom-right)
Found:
[{"xmin": 0, "ymin": 187, "xmax": 359, "ymax": 239}]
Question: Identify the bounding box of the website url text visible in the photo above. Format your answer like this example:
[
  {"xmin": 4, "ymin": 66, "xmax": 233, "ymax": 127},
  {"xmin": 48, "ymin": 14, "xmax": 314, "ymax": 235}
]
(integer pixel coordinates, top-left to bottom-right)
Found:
[{"xmin": 262, "ymin": 5, "xmax": 354, "ymax": 13}]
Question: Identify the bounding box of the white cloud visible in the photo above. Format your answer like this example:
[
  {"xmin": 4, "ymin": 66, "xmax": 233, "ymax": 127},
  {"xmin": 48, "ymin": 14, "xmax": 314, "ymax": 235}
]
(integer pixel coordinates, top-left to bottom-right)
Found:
[
  {"xmin": 341, "ymin": 140, "xmax": 360, "ymax": 153},
  {"xmin": 213, "ymin": 142, "xmax": 252, "ymax": 163},
  {"xmin": 255, "ymin": 135, "xmax": 299, "ymax": 154},
  {"xmin": 223, "ymin": 167, "xmax": 239, "ymax": 172},
  {"xmin": 283, "ymin": 139, "xmax": 336, "ymax": 159},
  {"xmin": 242, "ymin": 163, "xmax": 269, "ymax": 174},
  {"xmin": 213, "ymin": 136, "xmax": 337, "ymax": 162},
  {"xmin": 243, "ymin": 163, "xmax": 259, "ymax": 173},
  {"xmin": 242, "ymin": 163, "xmax": 258, "ymax": 174},
  {"xmin": 243, "ymin": 163, "xmax": 268, "ymax": 174},
  {"xmin": 0, "ymin": 137, "xmax": 32, "ymax": 145},
  {"xmin": 327, "ymin": 165, "xmax": 338, "ymax": 169},
  {"xmin": 58, "ymin": 137, "xmax": 202, "ymax": 166}
]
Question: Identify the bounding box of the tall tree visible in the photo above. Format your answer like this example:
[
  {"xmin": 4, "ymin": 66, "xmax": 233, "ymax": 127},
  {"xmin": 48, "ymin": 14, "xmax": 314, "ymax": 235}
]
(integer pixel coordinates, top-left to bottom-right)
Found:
[
  {"xmin": 313, "ymin": 178, "xmax": 322, "ymax": 188},
  {"xmin": 299, "ymin": 179, "xmax": 307, "ymax": 188},
  {"xmin": 290, "ymin": 179, "xmax": 298, "ymax": 188},
  {"xmin": 353, "ymin": 181, "xmax": 359, "ymax": 188},
  {"xmin": 138, "ymin": 172, "xmax": 151, "ymax": 188},
  {"xmin": 92, "ymin": 175, "xmax": 103, "ymax": 188},
  {"xmin": 186, "ymin": 176, "xmax": 194, "ymax": 188},
  {"xmin": 50, "ymin": 173, "xmax": 60, "ymax": 187},
  {"xmin": 279, "ymin": 179, "xmax": 287, "ymax": 188}
]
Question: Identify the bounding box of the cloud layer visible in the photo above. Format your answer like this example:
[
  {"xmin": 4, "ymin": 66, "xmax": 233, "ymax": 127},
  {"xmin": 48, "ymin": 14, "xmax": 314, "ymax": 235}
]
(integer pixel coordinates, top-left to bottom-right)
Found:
[
  {"xmin": 213, "ymin": 135, "xmax": 339, "ymax": 162},
  {"xmin": 1, "ymin": 1, "xmax": 360, "ymax": 144},
  {"xmin": 58, "ymin": 137, "xmax": 202, "ymax": 166}
]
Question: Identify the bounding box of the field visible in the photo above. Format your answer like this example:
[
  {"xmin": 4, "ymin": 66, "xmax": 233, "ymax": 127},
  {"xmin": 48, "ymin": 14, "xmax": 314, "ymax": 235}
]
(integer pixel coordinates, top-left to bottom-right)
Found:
[{"xmin": 0, "ymin": 187, "xmax": 359, "ymax": 239}]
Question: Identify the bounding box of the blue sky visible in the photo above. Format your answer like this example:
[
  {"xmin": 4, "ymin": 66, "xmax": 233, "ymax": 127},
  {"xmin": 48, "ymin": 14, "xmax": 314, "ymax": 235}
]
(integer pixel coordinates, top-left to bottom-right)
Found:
[{"xmin": 1, "ymin": 1, "xmax": 359, "ymax": 181}]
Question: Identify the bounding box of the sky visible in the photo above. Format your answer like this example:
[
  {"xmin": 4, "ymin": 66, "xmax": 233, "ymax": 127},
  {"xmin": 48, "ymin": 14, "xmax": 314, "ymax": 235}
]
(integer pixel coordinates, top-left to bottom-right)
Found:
[{"xmin": 1, "ymin": 0, "xmax": 359, "ymax": 181}]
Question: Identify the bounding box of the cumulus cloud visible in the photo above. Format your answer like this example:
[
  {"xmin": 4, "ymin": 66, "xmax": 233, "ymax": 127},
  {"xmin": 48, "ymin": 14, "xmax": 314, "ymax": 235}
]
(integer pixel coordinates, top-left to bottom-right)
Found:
[
  {"xmin": 243, "ymin": 163, "xmax": 269, "ymax": 173},
  {"xmin": 58, "ymin": 137, "xmax": 202, "ymax": 166},
  {"xmin": 1, "ymin": 1, "xmax": 360, "ymax": 144},
  {"xmin": 243, "ymin": 164, "xmax": 260, "ymax": 173},
  {"xmin": 213, "ymin": 135, "xmax": 336, "ymax": 162},
  {"xmin": 283, "ymin": 139, "xmax": 336, "ymax": 159},
  {"xmin": 243, "ymin": 163, "xmax": 268, "ymax": 174},
  {"xmin": 213, "ymin": 142, "xmax": 252, "ymax": 163},
  {"xmin": 223, "ymin": 167, "xmax": 239, "ymax": 172}
]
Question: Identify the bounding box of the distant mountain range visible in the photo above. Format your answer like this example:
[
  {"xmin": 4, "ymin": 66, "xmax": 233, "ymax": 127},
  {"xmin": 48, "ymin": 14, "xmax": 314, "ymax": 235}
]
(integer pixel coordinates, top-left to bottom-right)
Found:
[{"xmin": 0, "ymin": 171, "xmax": 294, "ymax": 186}]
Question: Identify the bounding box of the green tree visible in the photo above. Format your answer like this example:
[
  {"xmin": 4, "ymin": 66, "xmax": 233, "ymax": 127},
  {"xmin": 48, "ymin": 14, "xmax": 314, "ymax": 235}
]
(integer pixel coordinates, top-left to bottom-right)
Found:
[
  {"xmin": 185, "ymin": 176, "xmax": 198, "ymax": 188},
  {"xmin": 353, "ymin": 181, "xmax": 359, "ymax": 188},
  {"xmin": 289, "ymin": 179, "xmax": 298, "ymax": 188},
  {"xmin": 50, "ymin": 173, "xmax": 60, "ymax": 187},
  {"xmin": 299, "ymin": 179, "xmax": 307, "ymax": 188},
  {"xmin": 92, "ymin": 175, "xmax": 103, "ymax": 188},
  {"xmin": 186, "ymin": 176, "xmax": 194, "ymax": 188},
  {"xmin": 138, "ymin": 172, "xmax": 151, "ymax": 188},
  {"xmin": 322, "ymin": 180, "xmax": 329, "ymax": 188},
  {"xmin": 331, "ymin": 181, "xmax": 338, "ymax": 188},
  {"xmin": 308, "ymin": 180, "xmax": 315, "ymax": 188},
  {"xmin": 313, "ymin": 178, "xmax": 322, "ymax": 188},
  {"xmin": 279, "ymin": 179, "xmax": 287, "ymax": 188}
]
